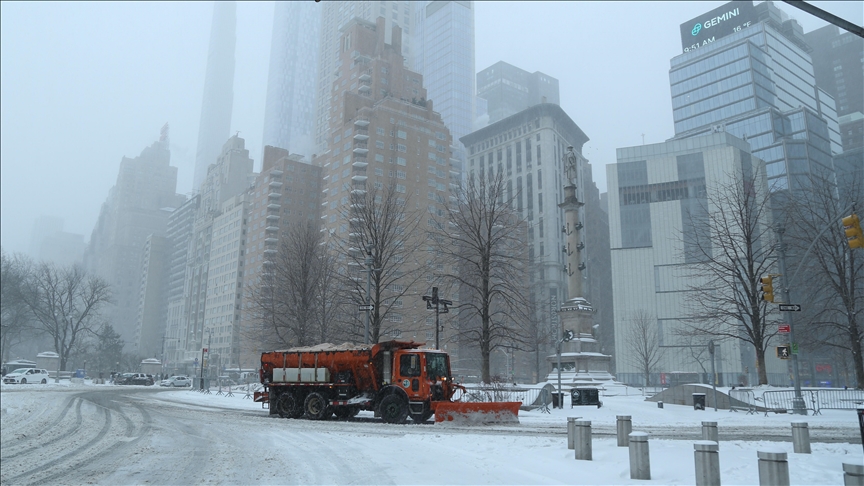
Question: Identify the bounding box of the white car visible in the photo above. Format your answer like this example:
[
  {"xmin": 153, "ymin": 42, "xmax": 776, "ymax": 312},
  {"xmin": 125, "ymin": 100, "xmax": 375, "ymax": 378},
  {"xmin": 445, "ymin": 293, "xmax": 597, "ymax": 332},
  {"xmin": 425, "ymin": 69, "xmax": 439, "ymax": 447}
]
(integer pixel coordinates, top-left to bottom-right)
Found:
[
  {"xmin": 161, "ymin": 375, "xmax": 191, "ymax": 387},
  {"xmin": 3, "ymin": 368, "xmax": 50, "ymax": 384}
]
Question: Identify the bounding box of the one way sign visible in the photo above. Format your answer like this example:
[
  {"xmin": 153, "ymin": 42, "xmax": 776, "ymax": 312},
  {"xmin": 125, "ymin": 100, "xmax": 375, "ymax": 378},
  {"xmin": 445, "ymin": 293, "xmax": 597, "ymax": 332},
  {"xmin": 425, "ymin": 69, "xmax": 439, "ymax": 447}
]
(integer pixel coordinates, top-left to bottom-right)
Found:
[{"xmin": 778, "ymin": 304, "xmax": 801, "ymax": 312}]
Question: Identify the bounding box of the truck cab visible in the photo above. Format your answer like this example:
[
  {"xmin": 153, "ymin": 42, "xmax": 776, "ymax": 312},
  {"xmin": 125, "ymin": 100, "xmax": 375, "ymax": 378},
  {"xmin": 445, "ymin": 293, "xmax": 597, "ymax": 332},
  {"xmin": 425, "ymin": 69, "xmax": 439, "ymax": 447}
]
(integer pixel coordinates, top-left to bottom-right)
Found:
[{"xmin": 388, "ymin": 350, "xmax": 454, "ymax": 421}]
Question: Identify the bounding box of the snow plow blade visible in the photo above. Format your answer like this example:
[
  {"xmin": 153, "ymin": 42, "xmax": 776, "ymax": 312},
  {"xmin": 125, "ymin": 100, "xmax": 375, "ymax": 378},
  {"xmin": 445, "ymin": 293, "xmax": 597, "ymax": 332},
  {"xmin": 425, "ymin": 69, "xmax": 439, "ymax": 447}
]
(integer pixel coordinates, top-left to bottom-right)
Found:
[{"xmin": 434, "ymin": 402, "xmax": 521, "ymax": 424}]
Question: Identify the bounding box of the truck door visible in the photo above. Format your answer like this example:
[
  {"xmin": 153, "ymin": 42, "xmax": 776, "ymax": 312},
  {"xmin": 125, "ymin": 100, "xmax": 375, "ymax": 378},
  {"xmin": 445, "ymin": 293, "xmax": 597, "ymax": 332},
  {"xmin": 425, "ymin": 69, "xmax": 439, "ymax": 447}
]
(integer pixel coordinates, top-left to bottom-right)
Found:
[{"xmin": 397, "ymin": 353, "xmax": 421, "ymax": 394}]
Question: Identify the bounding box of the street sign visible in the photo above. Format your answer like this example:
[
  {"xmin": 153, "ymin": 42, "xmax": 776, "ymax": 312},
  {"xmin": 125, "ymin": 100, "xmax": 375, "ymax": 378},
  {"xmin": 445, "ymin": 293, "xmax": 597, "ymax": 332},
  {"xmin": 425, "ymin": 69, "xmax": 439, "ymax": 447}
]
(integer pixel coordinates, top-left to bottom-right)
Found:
[
  {"xmin": 203, "ymin": 348, "xmax": 208, "ymax": 353},
  {"xmin": 776, "ymin": 345, "xmax": 791, "ymax": 359},
  {"xmin": 778, "ymin": 324, "xmax": 791, "ymax": 333},
  {"xmin": 778, "ymin": 304, "xmax": 801, "ymax": 312},
  {"xmin": 359, "ymin": 304, "xmax": 374, "ymax": 311},
  {"xmin": 791, "ymin": 343, "xmax": 799, "ymax": 354}
]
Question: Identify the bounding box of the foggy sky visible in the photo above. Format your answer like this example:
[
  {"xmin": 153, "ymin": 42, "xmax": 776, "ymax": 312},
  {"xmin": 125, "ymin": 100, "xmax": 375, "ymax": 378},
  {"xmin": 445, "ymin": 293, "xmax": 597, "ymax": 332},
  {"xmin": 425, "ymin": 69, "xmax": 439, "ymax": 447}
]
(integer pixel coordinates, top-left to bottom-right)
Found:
[{"xmin": 1, "ymin": 1, "xmax": 861, "ymax": 256}]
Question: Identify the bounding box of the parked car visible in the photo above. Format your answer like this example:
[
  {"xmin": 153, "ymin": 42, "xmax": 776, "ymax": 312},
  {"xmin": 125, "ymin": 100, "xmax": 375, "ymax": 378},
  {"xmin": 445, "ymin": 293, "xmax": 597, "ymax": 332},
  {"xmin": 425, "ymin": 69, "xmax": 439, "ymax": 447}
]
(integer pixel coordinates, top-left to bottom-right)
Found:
[
  {"xmin": 3, "ymin": 368, "xmax": 50, "ymax": 384},
  {"xmin": 117, "ymin": 373, "xmax": 154, "ymax": 386},
  {"xmin": 160, "ymin": 375, "xmax": 191, "ymax": 387}
]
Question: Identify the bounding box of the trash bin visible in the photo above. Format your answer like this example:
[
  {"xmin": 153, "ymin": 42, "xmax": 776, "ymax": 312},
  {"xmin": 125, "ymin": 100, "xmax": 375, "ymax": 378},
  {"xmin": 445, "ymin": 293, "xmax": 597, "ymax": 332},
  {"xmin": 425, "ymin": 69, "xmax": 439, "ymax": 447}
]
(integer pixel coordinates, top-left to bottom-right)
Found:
[
  {"xmin": 551, "ymin": 392, "xmax": 564, "ymax": 408},
  {"xmin": 693, "ymin": 393, "xmax": 706, "ymax": 410}
]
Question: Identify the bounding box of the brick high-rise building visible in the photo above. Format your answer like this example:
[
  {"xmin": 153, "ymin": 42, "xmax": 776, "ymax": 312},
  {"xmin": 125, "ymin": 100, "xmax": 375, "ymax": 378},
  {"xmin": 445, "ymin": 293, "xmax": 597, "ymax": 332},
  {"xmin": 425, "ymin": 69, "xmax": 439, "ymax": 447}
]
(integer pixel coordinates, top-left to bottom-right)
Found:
[{"xmin": 319, "ymin": 17, "xmax": 456, "ymax": 345}]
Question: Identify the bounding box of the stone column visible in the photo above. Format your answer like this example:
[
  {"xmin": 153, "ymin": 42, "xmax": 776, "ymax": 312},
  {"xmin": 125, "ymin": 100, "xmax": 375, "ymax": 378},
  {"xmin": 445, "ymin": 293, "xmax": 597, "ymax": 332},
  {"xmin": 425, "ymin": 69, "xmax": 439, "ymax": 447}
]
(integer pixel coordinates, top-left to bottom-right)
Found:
[
  {"xmin": 757, "ymin": 450, "xmax": 789, "ymax": 486},
  {"xmin": 791, "ymin": 421, "xmax": 811, "ymax": 454},
  {"xmin": 693, "ymin": 441, "xmax": 720, "ymax": 486},
  {"xmin": 617, "ymin": 415, "xmax": 632, "ymax": 447},
  {"xmin": 629, "ymin": 432, "xmax": 651, "ymax": 480},
  {"xmin": 574, "ymin": 420, "xmax": 592, "ymax": 460}
]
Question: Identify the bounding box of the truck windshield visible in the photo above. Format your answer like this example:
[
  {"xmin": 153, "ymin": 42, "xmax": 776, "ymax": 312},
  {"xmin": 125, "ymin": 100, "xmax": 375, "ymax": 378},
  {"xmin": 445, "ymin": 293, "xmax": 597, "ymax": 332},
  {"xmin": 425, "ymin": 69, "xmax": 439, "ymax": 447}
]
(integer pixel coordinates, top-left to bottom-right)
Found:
[{"xmin": 425, "ymin": 353, "xmax": 449, "ymax": 380}]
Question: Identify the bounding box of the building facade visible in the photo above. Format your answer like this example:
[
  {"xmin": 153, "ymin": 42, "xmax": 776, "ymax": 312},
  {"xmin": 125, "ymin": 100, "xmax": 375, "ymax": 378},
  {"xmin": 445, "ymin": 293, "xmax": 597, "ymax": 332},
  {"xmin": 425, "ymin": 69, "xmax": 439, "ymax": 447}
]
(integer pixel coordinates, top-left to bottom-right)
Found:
[
  {"xmin": 318, "ymin": 17, "xmax": 455, "ymax": 345},
  {"xmin": 805, "ymin": 24, "xmax": 864, "ymax": 151},
  {"xmin": 84, "ymin": 137, "xmax": 184, "ymax": 347},
  {"xmin": 262, "ymin": 1, "xmax": 320, "ymax": 158},
  {"xmin": 412, "ymin": 1, "xmax": 475, "ymax": 180},
  {"xmin": 193, "ymin": 1, "xmax": 236, "ymax": 192},
  {"xmin": 164, "ymin": 195, "xmax": 198, "ymax": 372},
  {"xmin": 134, "ymin": 235, "xmax": 170, "ymax": 360},
  {"xmin": 314, "ymin": 1, "xmax": 418, "ymax": 156},
  {"xmin": 476, "ymin": 61, "xmax": 560, "ymax": 125},
  {"xmin": 608, "ymin": 133, "xmax": 787, "ymax": 386},
  {"xmin": 460, "ymin": 103, "xmax": 613, "ymax": 382},
  {"xmin": 238, "ymin": 146, "xmax": 322, "ymax": 367}
]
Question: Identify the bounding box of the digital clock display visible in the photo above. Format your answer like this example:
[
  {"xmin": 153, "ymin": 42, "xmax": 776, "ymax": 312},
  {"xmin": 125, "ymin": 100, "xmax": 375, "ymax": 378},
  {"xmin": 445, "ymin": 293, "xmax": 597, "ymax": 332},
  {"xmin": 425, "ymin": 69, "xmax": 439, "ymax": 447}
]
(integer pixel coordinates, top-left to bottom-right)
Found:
[{"xmin": 679, "ymin": 0, "xmax": 758, "ymax": 53}]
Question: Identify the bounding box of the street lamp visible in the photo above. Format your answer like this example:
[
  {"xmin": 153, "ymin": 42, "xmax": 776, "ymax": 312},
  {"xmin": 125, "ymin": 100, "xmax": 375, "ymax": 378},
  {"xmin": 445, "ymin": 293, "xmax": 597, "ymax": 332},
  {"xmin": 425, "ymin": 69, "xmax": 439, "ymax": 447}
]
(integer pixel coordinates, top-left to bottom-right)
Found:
[
  {"xmin": 199, "ymin": 329, "xmax": 212, "ymax": 389},
  {"xmin": 422, "ymin": 287, "xmax": 452, "ymax": 349}
]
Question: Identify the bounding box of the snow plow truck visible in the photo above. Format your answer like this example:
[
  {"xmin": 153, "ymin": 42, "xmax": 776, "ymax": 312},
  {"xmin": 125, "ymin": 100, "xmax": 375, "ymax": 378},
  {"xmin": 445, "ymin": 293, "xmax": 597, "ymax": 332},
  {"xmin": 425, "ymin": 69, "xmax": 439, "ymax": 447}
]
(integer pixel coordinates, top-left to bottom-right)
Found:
[{"xmin": 255, "ymin": 340, "xmax": 520, "ymax": 424}]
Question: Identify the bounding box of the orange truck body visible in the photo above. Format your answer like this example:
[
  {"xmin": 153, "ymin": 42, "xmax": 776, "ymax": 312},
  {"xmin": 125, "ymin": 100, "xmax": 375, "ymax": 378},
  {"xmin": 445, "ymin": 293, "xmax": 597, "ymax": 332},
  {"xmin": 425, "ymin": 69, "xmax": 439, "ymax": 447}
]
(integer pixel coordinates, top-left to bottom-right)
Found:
[{"xmin": 257, "ymin": 340, "xmax": 464, "ymax": 423}]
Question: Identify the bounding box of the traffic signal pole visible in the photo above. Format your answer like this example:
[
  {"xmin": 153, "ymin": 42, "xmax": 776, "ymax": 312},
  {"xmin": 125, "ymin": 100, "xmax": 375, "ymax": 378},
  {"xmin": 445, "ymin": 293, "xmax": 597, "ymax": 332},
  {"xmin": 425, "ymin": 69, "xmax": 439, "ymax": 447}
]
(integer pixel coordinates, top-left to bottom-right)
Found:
[{"xmin": 774, "ymin": 227, "xmax": 806, "ymax": 415}]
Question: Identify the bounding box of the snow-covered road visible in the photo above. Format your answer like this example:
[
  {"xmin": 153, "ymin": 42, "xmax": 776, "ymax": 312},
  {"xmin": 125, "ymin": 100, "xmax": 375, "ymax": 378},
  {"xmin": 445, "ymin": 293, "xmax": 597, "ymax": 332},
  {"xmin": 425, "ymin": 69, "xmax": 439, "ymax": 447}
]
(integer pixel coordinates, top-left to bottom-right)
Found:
[{"xmin": 1, "ymin": 384, "xmax": 861, "ymax": 485}]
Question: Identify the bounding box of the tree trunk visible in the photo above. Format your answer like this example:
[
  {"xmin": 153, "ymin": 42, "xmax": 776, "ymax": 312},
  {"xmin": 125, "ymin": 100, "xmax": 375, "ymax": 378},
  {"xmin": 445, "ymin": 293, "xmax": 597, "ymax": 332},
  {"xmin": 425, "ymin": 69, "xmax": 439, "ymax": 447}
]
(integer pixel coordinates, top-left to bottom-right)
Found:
[
  {"xmin": 755, "ymin": 347, "xmax": 768, "ymax": 385},
  {"xmin": 850, "ymin": 321, "xmax": 864, "ymax": 390}
]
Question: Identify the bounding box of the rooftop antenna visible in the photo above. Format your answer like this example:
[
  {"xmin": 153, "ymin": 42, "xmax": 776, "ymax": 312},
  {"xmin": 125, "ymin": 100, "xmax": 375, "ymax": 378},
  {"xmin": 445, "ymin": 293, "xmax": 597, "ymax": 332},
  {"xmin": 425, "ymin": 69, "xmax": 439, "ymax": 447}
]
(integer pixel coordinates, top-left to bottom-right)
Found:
[{"xmin": 160, "ymin": 123, "xmax": 170, "ymax": 144}]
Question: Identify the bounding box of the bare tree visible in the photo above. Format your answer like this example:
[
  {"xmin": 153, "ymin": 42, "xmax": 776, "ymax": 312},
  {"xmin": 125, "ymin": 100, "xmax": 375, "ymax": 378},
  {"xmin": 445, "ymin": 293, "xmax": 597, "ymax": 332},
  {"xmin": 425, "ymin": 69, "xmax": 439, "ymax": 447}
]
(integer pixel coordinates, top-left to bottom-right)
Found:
[
  {"xmin": 783, "ymin": 172, "xmax": 863, "ymax": 388},
  {"xmin": 246, "ymin": 221, "xmax": 339, "ymax": 349},
  {"xmin": 680, "ymin": 169, "xmax": 777, "ymax": 385},
  {"xmin": 1, "ymin": 249, "xmax": 32, "ymax": 363},
  {"xmin": 337, "ymin": 180, "xmax": 424, "ymax": 343},
  {"xmin": 19, "ymin": 263, "xmax": 111, "ymax": 371},
  {"xmin": 432, "ymin": 170, "xmax": 532, "ymax": 383},
  {"xmin": 626, "ymin": 310, "xmax": 663, "ymax": 387}
]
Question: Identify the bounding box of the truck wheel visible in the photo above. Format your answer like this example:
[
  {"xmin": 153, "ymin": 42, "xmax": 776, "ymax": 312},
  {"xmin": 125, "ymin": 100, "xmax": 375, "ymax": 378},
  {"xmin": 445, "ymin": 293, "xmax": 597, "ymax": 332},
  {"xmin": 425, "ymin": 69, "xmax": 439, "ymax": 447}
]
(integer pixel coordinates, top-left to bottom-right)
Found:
[
  {"xmin": 379, "ymin": 394, "xmax": 408, "ymax": 424},
  {"xmin": 411, "ymin": 409, "xmax": 434, "ymax": 423},
  {"xmin": 277, "ymin": 393, "xmax": 302, "ymax": 419},
  {"xmin": 304, "ymin": 392, "xmax": 330, "ymax": 420}
]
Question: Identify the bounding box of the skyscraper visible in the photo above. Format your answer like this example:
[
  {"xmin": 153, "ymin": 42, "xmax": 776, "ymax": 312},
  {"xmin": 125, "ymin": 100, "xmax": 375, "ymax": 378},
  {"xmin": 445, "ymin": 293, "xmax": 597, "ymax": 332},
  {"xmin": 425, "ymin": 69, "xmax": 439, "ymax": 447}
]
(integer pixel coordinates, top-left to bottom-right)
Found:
[
  {"xmin": 314, "ymin": 1, "xmax": 417, "ymax": 156},
  {"xmin": 193, "ymin": 1, "xmax": 236, "ymax": 192},
  {"xmin": 84, "ymin": 135, "xmax": 184, "ymax": 347},
  {"xmin": 476, "ymin": 61, "xmax": 560, "ymax": 125},
  {"xmin": 670, "ymin": 0, "xmax": 842, "ymax": 197},
  {"xmin": 412, "ymin": 1, "xmax": 475, "ymax": 174},
  {"xmin": 262, "ymin": 2, "xmax": 320, "ymax": 158}
]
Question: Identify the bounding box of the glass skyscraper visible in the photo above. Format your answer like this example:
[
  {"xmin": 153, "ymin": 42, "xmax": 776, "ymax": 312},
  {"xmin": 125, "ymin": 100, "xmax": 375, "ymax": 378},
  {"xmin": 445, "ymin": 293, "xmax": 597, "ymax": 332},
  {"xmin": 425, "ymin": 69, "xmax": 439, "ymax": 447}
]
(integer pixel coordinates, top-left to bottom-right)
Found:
[
  {"xmin": 412, "ymin": 0, "xmax": 475, "ymax": 173},
  {"xmin": 669, "ymin": 1, "xmax": 841, "ymax": 195},
  {"xmin": 262, "ymin": 1, "xmax": 320, "ymax": 158}
]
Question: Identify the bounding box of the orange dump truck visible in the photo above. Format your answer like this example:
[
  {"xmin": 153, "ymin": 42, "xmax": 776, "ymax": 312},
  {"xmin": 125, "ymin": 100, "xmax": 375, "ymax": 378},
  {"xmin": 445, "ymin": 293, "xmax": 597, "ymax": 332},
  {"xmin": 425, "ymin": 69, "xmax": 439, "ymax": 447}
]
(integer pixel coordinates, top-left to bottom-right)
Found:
[{"xmin": 256, "ymin": 340, "xmax": 468, "ymax": 423}]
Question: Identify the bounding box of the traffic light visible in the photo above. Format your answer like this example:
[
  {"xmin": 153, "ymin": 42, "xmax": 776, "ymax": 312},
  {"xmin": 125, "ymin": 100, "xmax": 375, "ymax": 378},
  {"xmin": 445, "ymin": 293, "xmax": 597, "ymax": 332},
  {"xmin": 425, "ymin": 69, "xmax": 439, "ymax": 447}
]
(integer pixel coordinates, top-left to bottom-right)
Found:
[
  {"xmin": 563, "ymin": 329, "xmax": 575, "ymax": 342},
  {"xmin": 760, "ymin": 276, "xmax": 774, "ymax": 303},
  {"xmin": 842, "ymin": 214, "xmax": 863, "ymax": 249},
  {"xmin": 776, "ymin": 345, "xmax": 790, "ymax": 359}
]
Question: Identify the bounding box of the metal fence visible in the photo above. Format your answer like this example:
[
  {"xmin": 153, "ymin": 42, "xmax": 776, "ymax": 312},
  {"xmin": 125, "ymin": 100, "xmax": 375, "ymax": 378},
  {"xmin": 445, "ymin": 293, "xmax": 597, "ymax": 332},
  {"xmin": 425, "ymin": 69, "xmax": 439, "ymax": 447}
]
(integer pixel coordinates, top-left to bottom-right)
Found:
[
  {"xmin": 461, "ymin": 384, "xmax": 548, "ymax": 407},
  {"xmin": 729, "ymin": 389, "xmax": 757, "ymax": 414},
  {"xmin": 761, "ymin": 389, "xmax": 864, "ymax": 416}
]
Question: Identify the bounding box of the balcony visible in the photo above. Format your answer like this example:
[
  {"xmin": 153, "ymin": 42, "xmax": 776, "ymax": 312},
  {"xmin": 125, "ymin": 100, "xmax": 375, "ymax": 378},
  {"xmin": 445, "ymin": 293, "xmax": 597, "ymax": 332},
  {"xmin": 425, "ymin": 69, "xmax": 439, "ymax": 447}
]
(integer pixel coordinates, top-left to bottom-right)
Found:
[
  {"xmin": 354, "ymin": 117, "xmax": 370, "ymax": 127},
  {"xmin": 353, "ymin": 130, "xmax": 369, "ymax": 142},
  {"xmin": 267, "ymin": 203, "xmax": 281, "ymax": 210},
  {"xmin": 358, "ymin": 84, "xmax": 370, "ymax": 93},
  {"xmin": 352, "ymin": 160, "xmax": 368, "ymax": 169},
  {"xmin": 265, "ymin": 226, "xmax": 279, "ymax": 232},
  {"xmin": 359, "ymin": 73, "xmax": 371, "ymax": 82},
  {"xmin": 263, "ymin": 248, "xmax": 277, "ymax": 255},
  {"xmin": 266, "ymin": 214, "xmax": 280, "ymax": 221},
  {"xmin": 268, "ymin": 192, "xmax": 282, "ymax": 199},
  {"xmin": 350, "ymin": 189, "xmax": 367, "ymax": 196},
  {"xmin": 264, "ymin": 238, "xmax": 279, "ymax": 244},
  {"xmin": 351, "ymin": 175, "xmax": 368, "ymax": 183},
  {"xmin": 270, "ymin": 169, "xmax": 283, "ymax": 176},
  {"xmin": 352, "ymin": 143, "xmax": 368, "ymax": 156},
  {"xmin": 269, "ymin": 180, "xmax": 283, "ymax": 188}
]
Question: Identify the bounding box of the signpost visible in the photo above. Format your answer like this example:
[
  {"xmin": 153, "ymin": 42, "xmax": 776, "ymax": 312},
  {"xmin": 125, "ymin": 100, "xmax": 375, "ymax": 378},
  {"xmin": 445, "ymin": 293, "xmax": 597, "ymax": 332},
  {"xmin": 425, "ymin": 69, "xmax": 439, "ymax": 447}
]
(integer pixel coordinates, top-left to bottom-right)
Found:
[
  {"xmin": 778, "ymin": 304, "xmax": 801, "ymax": 312},
  {"xmin": 359, "ymin": 304, "xmax": 375, "ymax": 311}
]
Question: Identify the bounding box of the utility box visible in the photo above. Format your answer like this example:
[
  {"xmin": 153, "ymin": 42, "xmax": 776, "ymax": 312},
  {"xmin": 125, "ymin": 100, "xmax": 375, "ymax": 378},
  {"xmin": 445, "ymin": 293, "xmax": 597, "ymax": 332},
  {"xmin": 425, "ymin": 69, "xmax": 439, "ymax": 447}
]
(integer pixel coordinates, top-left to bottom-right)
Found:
[
  {"xmin": 571, "ymin": 388, "xmax": 602, "ymax": 407},
  {"xmin": 693, "ymin": 393, "xmax": 707, "ymax": 410}
]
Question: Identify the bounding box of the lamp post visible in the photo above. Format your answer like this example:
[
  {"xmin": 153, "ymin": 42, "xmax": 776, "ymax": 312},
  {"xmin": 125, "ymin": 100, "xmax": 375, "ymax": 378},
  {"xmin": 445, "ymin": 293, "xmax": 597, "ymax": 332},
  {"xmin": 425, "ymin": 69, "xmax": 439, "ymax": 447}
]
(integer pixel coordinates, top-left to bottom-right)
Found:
[
  {"xmin": 422, "ymin": 287, "xmax": 452, "ymax": 350},
  {"xmin": 199, "ymin": 329, "xmax": 211, "ymax": 389}
]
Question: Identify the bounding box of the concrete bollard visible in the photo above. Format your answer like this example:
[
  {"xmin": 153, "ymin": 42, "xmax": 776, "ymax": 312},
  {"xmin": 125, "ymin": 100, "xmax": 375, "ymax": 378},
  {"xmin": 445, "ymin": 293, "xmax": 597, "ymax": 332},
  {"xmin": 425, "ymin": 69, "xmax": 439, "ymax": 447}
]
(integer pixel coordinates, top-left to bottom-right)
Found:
[
  {"xmin": 757, "ymin": 449, "xmax": 790, "ymax": 486},
  {"xmin": 702, "ymin": 421, "xmax": 719, "ymax": 449},
  {"xmin": 694, "ymin": 441, "xmax": 721, "ymax": 486},
  {"xmin": 574, "ymin": 420, "xmax": 592, "ymax": 461},
  {"xmin": 791, "ymin": 421, "xmax": 811, "ymax": 454},
  {"xmin": 567, "ymin": 417, "xmax": 578, "ymax": 450},
  {"xmin": 629, "ymin": 432, "xmax": 651, "ymax": 480},
  {"xmin": 843, "ymin": 462, "xmax": 864, "ymax": 486},
  {"xmin": 617, "ymin": 415, "xmax": 632, "ymax": 447}
]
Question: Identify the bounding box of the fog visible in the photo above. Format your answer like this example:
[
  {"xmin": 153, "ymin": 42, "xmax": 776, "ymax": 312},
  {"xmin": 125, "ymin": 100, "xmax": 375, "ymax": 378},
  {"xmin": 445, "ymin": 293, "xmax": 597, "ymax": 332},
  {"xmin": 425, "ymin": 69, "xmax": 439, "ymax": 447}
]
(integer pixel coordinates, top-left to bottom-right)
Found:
[{"xmin": 1, "ymin": 1, "xmax": 861, "ymax": 256}]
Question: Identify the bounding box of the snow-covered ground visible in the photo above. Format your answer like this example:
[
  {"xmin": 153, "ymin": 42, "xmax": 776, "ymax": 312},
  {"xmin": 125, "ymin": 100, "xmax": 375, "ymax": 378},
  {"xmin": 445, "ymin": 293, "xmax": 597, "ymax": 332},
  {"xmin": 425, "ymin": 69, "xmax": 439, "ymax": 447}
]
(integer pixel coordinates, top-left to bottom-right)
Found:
[{"xmin": 1, "ymin": 380, "xmax": 861, "ymax": 485}]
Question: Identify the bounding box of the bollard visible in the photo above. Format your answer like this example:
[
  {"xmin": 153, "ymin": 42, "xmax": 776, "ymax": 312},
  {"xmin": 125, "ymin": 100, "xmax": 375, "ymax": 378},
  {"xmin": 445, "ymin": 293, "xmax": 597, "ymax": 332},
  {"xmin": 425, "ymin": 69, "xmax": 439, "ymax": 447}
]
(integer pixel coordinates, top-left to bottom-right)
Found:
[
  {"xmin": 757, "ymin": 449, "xmax": 789, "ymax": 486},
  {"xmin": 617, "ymin": 415, "xmax": 633, "ymax": 447},
  {"xmin": 629, "ymin": 432, "xmax": 651, "ymax": 480},
  {"xmin": 567, "ymin": 417, "xmax": 579, "ymax": 450},
  {"xmin": 702, "ymin": 421, "xmax": 719, "ymax": 449},
  {"xmin": 843, "ymin": 461, "xmax": 864, "ymax": 486},
  {"xmin": 791, "ymin": 421, "xmax": 811, "ymax": 454},
  {"xmin": 693, "ymin": 441, "xmax": 720, "ymax": 486},
  {"xmin": 574, "ymin": 420, "xmax": 592, "ymax": 461}
]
